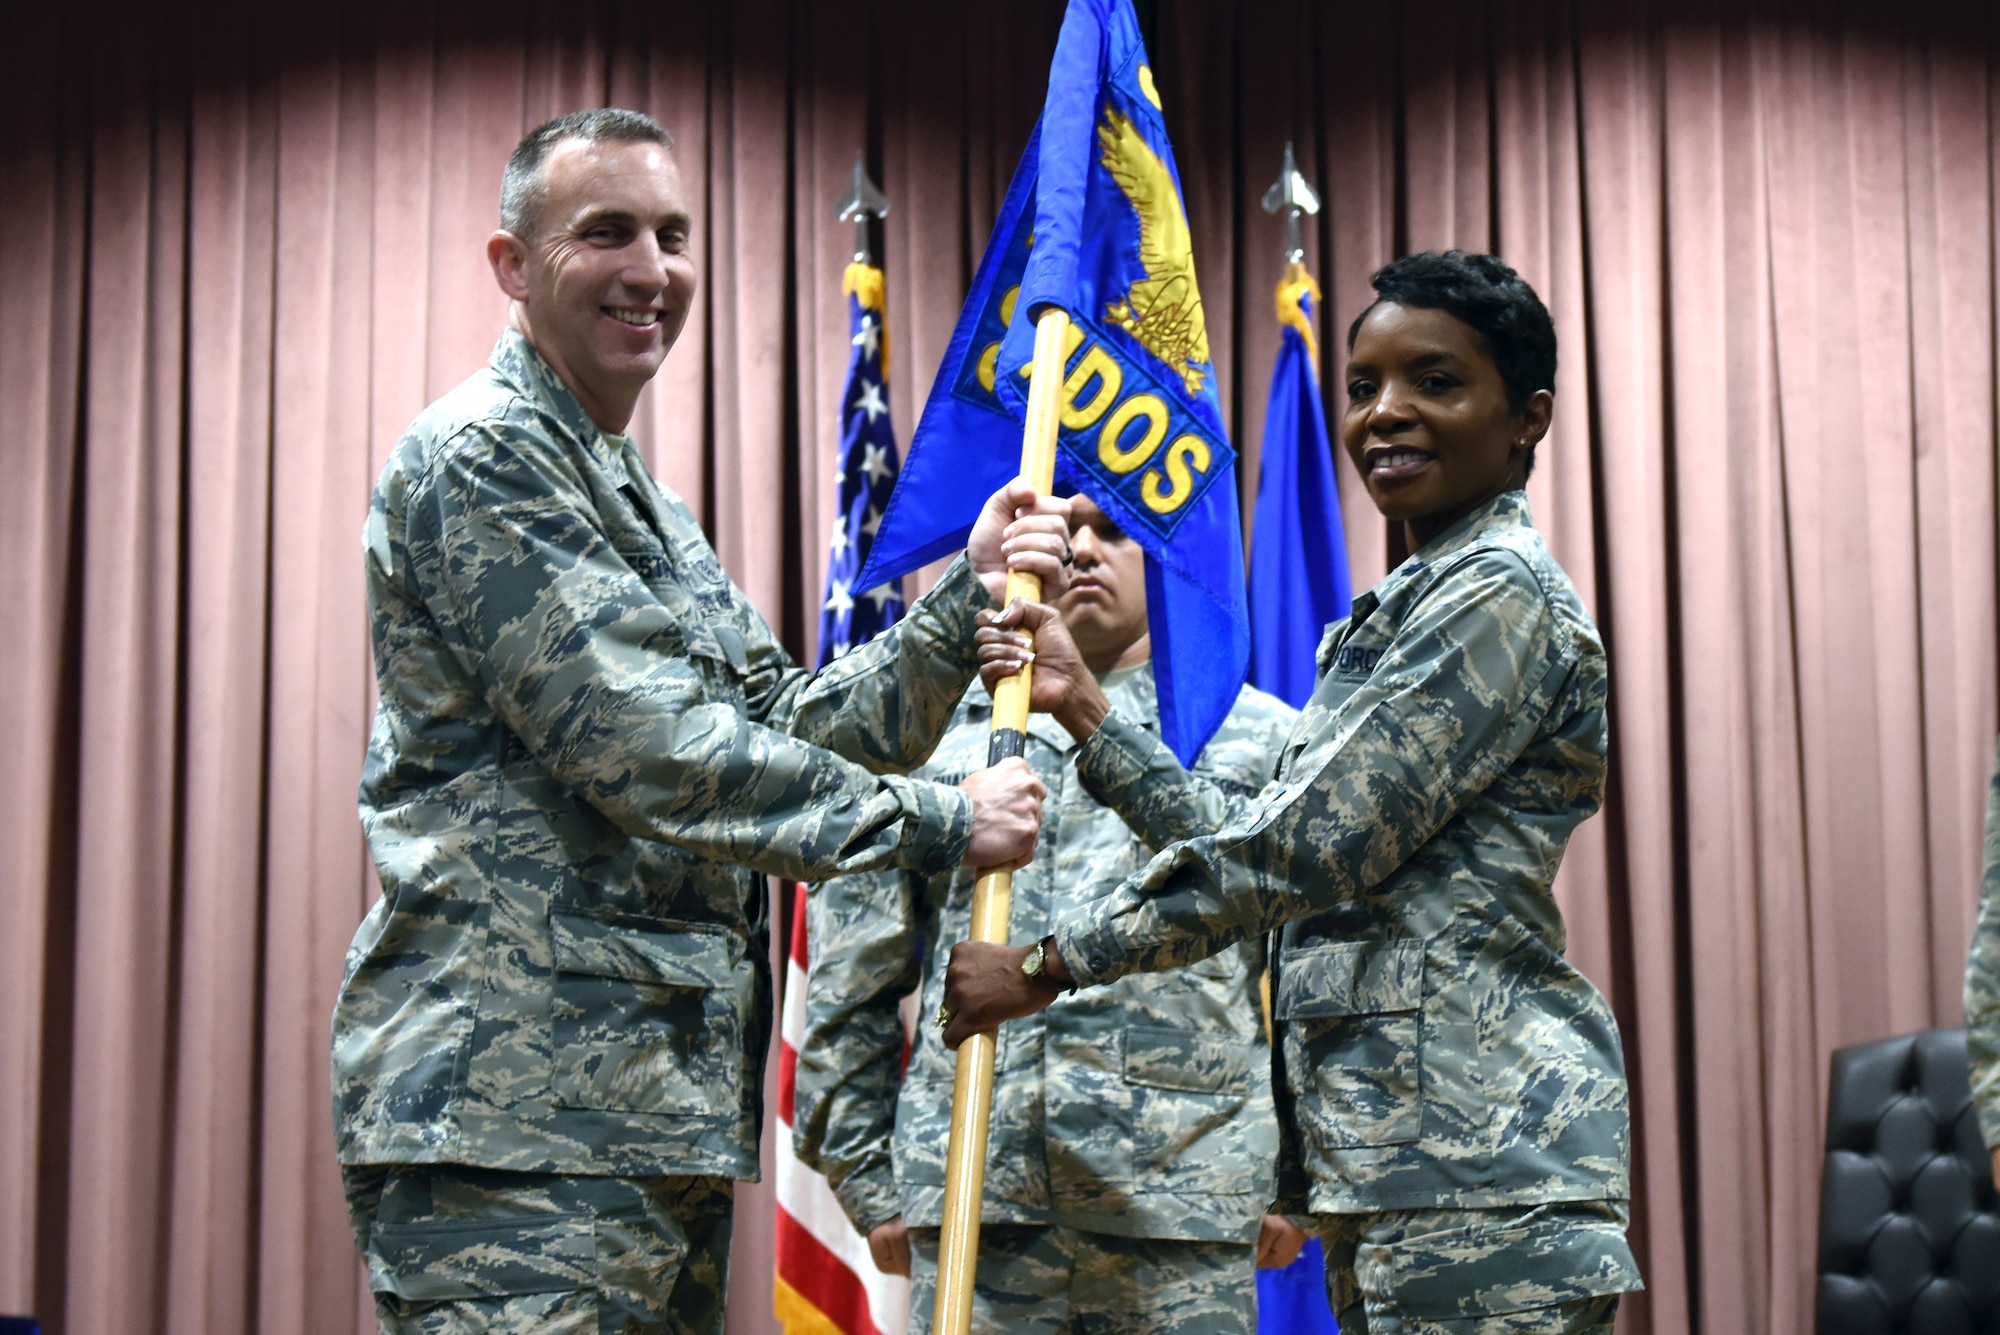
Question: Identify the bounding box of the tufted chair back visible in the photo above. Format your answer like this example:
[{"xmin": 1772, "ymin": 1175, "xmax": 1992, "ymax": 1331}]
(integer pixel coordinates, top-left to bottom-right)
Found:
[{"xmin": 1817, "ymin": 1027, "xmax": 2000, "ymax": 1334}]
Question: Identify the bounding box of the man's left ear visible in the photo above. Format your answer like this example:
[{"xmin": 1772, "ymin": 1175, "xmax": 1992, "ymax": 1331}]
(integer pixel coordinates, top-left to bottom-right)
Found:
[{"xmin": 487, "ymin": 230, "xmax": 532, "ymax": 302}]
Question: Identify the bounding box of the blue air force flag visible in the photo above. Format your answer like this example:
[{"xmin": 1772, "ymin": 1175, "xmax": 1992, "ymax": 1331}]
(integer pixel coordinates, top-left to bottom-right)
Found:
[
  {"xmin": 857, "ymin": 0, "xmax": 1247, "ymax": 764},
  {"xmin": 1249, "ymin": 265, "xmax": 1353, "ymax": 708},
  {"xmin": 817, "ymin": 262, "xmax": 906, "ymax": 667}
]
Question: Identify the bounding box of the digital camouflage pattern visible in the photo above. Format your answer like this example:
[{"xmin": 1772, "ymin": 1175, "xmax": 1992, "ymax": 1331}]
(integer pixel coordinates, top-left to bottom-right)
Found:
[
  {"xmin": 794, "ymin": 665, "xmax": 1295, "ymax": 1244},
  {"xmin": 1319, "ymin": 1201, "xmax": 1632, "ymax": 1334},
  {"xmin": 343, "ymin": 1164, "xmax": 733, "ymax": 1334},
  {"xmin": 335, "ymin": 329, "xmax": 990, "ymax": 1181},
  {"xmin": 1965, "ymin": 736, "xmax": 2000, "ymax": 1148},
  {"xmin": 904, "ymin": 1222, "xmax": 1259, "ymax": 1335},
  {"xmin": 1048, "ymin": 493, "xmax": 1637, "ymax": 1292}
]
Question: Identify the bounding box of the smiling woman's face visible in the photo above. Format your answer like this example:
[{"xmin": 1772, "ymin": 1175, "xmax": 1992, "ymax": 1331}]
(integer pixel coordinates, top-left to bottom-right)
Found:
[{"xmin": 1341, "ymin": 301, "xmax": 1550, "ymax": 549}]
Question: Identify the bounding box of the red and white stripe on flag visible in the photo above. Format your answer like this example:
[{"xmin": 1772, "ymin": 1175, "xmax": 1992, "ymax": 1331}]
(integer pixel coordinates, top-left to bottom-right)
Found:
[{"xmin": 774, "ymin": 881, "xmax": 910, "ymax": 1335}]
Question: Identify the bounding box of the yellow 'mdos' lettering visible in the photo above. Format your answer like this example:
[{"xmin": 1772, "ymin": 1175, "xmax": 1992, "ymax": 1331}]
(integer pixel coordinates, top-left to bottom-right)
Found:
[
  {"xmin": 1142, "ymin": 434, "xmax": 1212, "ymax": 513},
  {"xmin": 1098, "ymin": 394, "xmax": 1170, "ymax": 474},
  {"xmin": 1060, "ymin": 345, "xmax": 1123, "ymax": 429}
]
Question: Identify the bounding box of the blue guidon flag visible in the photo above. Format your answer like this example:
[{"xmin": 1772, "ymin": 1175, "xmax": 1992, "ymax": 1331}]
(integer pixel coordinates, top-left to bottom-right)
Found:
[
  {"xmin": 818, "ymin": 261, "xmax": 906, "ymax": 665},
  {"xmin": 855, "ymin": 0, "xmax": 1246, "ymax": 765}
]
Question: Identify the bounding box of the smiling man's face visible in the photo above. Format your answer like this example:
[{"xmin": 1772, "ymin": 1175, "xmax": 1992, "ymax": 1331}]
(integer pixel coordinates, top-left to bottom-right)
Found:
[
  {"xmin": 491, "ymin": 136, "xmax": 696, "ymax": 432},
  {"xmin": 1341, "ymin": 301, "xmax": 1549, "ymax": 549}
]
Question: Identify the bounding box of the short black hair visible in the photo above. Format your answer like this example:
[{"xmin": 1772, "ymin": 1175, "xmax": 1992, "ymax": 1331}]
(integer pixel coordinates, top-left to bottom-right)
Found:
[
  {"xmin": 1347, "ymin": 250, "xmax": 1556, "ymax": 476},
  {"xmin": 501, "ymin": 108, "xmax": 675, "ymax": 242}
]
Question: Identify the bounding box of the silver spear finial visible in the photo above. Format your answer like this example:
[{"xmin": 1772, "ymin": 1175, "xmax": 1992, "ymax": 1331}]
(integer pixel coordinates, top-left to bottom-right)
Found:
[
  {"xmin": 1260, "ymin": 142, "xmax": 1320, "ymax": 266},
  {"xmin": 835, "ymin": 152, "xmax": 891, "ymax": 265}
]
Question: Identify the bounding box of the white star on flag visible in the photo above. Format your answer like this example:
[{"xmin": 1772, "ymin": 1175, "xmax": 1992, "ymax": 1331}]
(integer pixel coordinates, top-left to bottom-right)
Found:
[
  {"xmin": 862, "ymin": 583, "xmax": 901, "ymax": 613},
  {"xmin": 852, "ymin": 314, "xmax": 880, "ymax": 359},
  {"xmin": 824, "ymin": 581, "xmax": 854, "ymax": 616},
  {"xmin": 862, "ymin": 443, "xmax": 894, "ymax": 485},
  {"xmin": 828, "ymin": 514, "xmax": 850, "ymax": 557},
  {"xmin": 861, "ymin": 506, "xmax": 883, "ymax": 539},
  {"xmin": 855, "ymin": 380, "xmax": 888, "ymax": 423}
]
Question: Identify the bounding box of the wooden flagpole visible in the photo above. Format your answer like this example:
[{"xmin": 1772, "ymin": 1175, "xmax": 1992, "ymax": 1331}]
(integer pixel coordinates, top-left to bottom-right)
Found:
[{"xmin": 931, "ymin": 305, "xmax": 1072, "ymax": 1335}]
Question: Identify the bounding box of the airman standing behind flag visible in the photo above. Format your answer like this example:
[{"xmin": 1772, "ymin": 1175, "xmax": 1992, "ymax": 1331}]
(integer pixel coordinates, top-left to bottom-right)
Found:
[
  {"xmin": 331, "ymin": 108, "xmax": 1071, "ymax": 1335},
  {"xmin": 797, "ymin": 495, "xmax": 1303, "ymax": 1335},
  {"xmin": 844, "ymin": 5, "xmax": 1256, "ymax": 1328}
]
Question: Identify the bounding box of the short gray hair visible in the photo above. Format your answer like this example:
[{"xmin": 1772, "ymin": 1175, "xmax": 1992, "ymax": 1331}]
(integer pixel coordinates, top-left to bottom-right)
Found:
[{"xmin": 500, "ymin": 108, "xmax": 675, "ymax": 242}]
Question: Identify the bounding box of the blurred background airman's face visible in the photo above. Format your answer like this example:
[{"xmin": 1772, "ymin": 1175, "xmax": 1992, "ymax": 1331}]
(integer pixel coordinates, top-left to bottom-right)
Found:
[{"xmin": 1055, "ymin": 494, "xmax": 1150, "ymax": 671}]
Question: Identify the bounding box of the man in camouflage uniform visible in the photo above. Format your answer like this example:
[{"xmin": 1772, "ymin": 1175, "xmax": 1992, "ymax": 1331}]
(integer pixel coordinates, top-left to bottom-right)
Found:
[
  {"xmin": 332, "ymin": 108, "xmax": 1065, "ymax": 1334},
  {"xmin": 943, "ymin": 253, "xmax": 1641, "ymax": 1332},
  {"xmin": 1963, "ymin": 737, "xmax": 2000, "ymax": 1185},
  {"xmin": 794, "ymin": 496, "xmax": 1302, "ymax": 1334}
]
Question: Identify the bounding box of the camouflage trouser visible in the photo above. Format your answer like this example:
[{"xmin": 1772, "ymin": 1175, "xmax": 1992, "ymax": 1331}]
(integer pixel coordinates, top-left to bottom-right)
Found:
[
  {"xmin": 1317, "ymin": 1201, "xmax": 1638, "ymax": 1334},
  {"xmin": 906, "ymin": 1223, "xmax": 1257, "ymax": 1335},
  {"xmin": 341, "ymin": 1165, "xmax": 733, "ymax": 1335}
]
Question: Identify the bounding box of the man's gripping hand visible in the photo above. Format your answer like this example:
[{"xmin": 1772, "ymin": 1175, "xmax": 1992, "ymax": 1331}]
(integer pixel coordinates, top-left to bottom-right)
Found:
[
  {"xmin": 966, "ymin": 479, "xmax": 1072, "ymax": 605},
  {"xmin": 958, "ymin": 757, "xmax": 1046, "ymax": 871}
]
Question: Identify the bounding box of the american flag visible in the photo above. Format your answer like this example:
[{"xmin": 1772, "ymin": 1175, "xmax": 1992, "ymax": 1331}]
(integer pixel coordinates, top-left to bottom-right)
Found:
[
  {"xmin": 774, "ymin": 260, "xmax": 911, "ymax": 1335},
  {"xmin": 815, "ymin": 263, "xmax": 904, "ymax": 662}
]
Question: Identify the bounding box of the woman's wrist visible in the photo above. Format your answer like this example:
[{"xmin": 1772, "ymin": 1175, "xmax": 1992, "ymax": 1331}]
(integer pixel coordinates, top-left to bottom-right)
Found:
[{"xmin": 1054, "ymin": 678, "xmax": 1111, "ymax": 743}]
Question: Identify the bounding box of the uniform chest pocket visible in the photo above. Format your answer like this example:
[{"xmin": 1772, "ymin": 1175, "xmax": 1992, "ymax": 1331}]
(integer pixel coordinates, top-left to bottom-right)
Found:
[
  {"xmin": 612, "ymin": 531, "xmax": 752, "ymax": 698},
  {"xmin": 548, "ymin": 912, "xmax": 749, "ymax": 1118},
  {"xmin": 1276, "ymin": 939, "xmax": 1424, "ymax": 1149},
  {"xmin": 1122, "ymin": 1025, "xmax": 1274, "ymax": 1195}
]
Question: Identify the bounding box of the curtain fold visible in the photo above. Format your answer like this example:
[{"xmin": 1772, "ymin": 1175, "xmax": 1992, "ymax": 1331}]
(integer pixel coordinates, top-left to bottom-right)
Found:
[{"xmin": 1, "ymin": 5, "xmax": 1995, "ymax": 1335}]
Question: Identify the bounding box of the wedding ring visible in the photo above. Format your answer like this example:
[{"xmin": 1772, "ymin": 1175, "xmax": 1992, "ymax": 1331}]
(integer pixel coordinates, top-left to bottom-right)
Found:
[{"xmin": 935, "ymin": 1002, "xmax": 953, "ymax": 1031}]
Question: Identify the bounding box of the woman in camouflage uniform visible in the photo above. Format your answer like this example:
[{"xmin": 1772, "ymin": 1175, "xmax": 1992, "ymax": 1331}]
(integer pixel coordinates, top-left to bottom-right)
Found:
[{"xmin": 948, "ymin": 251, "xmax": 1642, "ymax": 1333}]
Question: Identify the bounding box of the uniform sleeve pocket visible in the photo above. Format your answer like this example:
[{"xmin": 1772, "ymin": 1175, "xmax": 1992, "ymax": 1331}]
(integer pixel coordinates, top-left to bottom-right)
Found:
[
  {"xmin": 549, "ymin": 912, "xmax": 749, "ymax": 1117},
  {"xmin": 1277, "ymin": 940, "xmax": 1424, "ymax": 1148}
]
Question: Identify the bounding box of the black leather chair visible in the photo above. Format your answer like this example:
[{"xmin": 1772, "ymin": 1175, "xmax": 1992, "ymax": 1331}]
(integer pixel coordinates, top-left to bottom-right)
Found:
[{"xmin": 1817, "ymin": 1027, "xmax": 2000, "ymax": 1333}]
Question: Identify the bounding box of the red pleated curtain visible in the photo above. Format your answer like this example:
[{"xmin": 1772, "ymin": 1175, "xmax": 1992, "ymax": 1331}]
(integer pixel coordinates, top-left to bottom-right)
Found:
[{"xmin": 1, "ymin": 4, "xmax": 1994, "ymax": 1335}]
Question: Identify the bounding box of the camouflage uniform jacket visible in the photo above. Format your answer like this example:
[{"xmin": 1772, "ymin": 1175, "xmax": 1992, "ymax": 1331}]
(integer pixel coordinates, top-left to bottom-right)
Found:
[
  {"xmin": 794, "ymin": 667, "xmax": 1297, "ymax": 1244},
  {"xmin": 1053, "ymin": 491, "xmax": 1630, "ymax": 1216},
  {"xmin": 335, "ymin": 330, "xmax": 987, "ymax": 1181},
  {"xmin": 1964, "ymin": 737, "xmax": 2000, "ymax": 1148}
]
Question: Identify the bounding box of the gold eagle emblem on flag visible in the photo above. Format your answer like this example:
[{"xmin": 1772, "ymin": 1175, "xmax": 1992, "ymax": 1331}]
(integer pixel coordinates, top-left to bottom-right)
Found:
[{"xmin": 1097, "ymin": 107, "xmax": 1211, "ymax": 397}]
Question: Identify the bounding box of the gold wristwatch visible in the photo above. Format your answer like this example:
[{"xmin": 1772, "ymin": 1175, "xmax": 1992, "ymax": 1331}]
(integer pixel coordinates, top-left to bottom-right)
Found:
[{"xmin": 1021, "ymin": 934, "xmax": 1072, "ymax": 995}]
